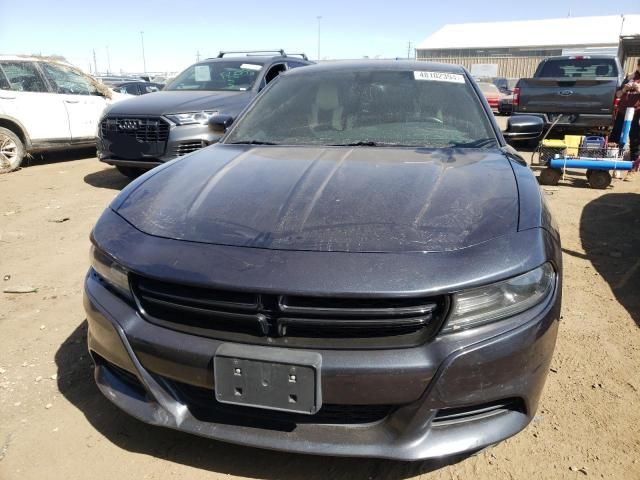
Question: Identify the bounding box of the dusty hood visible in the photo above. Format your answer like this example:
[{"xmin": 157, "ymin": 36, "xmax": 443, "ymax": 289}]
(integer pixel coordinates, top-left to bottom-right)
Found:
[
  {"xmin": 115, "ymin": 145, "xmax": 519, "ymax": 253},
  {"xmin": 105, "ymin": 90, "xmax": 252, "ymax": 117}
]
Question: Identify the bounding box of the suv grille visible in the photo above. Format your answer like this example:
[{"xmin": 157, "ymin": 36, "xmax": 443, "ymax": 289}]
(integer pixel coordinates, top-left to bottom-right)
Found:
[
  {"xmin": 100, "ymin": 117, "xmax": 170, "ymax": 143},
  {"xmin": 130, "ymin": 275, "xmax": 448, "ymax": 349}
]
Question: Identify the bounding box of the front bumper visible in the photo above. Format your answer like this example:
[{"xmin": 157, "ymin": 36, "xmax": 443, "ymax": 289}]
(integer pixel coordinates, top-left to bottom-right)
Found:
[
  {"xmin": 84, "ymin": 266, "xmax": 560, "ymax": 460},
  {"xmin": 98, "ymin": 122, "xmax": 223, "ymax": 169}
]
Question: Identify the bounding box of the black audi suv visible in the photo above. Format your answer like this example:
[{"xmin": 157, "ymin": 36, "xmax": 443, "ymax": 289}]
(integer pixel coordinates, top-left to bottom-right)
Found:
[
  {"xmin": 97, "ymin": 50, "xmax": 311, "ymax": 177},
  {"xmin": 84, "ymin": 61, "xmax": 560, "ymax": 461}
]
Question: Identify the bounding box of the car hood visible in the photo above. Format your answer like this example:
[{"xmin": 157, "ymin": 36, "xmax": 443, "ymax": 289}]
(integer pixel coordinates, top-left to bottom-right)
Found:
[
  {"xmin": 114, "ymin": 145, "xmax": 519, "ymax": 253},
  {"xmin": 105, "ymin": 90, "xmax": 253, "ymax": 116}
]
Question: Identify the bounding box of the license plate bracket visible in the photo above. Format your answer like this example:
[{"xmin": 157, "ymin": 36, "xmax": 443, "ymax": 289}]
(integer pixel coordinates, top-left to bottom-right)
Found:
[{"xmin": 214, "ymin": 344, "xmax": 322, "ymax": 415}]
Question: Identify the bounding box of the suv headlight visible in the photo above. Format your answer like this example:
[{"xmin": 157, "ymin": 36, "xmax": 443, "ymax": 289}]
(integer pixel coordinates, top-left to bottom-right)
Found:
[
  {"xmin": 165, "ymin": 110, "xmax": 218, "ymax": 125},
  {"xmin": 442, "ymin": 263, "xmax": 555, "ymax": 333},
  {"xmin": 90, "ymin": 245, "xmax": 131, "ymax": 299}
]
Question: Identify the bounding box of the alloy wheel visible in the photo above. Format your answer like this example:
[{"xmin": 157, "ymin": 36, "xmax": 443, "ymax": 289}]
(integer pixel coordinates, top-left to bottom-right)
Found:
[{"xmin": 0, "ymin": 133, "xmax": 19, "ymax": 170}]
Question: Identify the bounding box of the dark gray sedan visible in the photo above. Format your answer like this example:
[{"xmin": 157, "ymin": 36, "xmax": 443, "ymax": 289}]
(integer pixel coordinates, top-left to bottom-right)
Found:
[{"xmin": 84, "ymin": 61, "xmax": 561, "ymax": 461}]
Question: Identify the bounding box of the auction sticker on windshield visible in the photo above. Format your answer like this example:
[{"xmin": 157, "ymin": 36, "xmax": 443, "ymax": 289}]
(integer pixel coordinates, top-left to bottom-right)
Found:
[
  {"xmin": 414, "ymin": 71, "xmax": 465, "ymax": 83},
  {"xmin": 241, "ymin": 63, "xmax": 263, "ymax": 71},
  {"xmin": 194, "ymin": 65, "xmax": 211, "ymax": 82}
]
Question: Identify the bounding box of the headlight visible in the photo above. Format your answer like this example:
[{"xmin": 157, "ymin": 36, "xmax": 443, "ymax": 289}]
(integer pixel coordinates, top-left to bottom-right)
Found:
[
  {"xmin": 442, "ymin": 263, "xmax": 555, "ymax": 333},
  {"xmin": 165, "ymin": 110, "xmax": 218, "ymax": 125},
  {"xmin": 90, "ymin": 245, "xmax": 131, "ymax": 299}
]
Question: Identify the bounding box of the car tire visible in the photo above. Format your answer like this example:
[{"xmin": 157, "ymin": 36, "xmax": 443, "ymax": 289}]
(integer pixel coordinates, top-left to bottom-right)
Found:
[
  {"xmin": 0, "ymin": 127, "xmax": 26, "ymax": 174},
  {"xmin": 116, "ymin": 166, "xmax": 145, "ymax": 179},
  {"xmin": 587, "ymin": 170, "xmax": 611, "ymax": 190},
  {"xmin": 539, "ymin": 168, "xmax": 562, "ymax": 186}
]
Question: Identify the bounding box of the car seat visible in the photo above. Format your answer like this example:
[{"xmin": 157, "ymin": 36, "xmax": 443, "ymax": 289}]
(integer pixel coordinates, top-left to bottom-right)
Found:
[{"xmin": 309, "ymin": 84, "xmax": 344, "ymax": 130}]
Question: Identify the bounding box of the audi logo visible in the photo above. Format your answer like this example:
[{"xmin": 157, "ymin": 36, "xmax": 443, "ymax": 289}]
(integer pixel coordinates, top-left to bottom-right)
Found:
[{"xmin": 118, "ymin": 120, "xmax": 141, "ymax": 131}]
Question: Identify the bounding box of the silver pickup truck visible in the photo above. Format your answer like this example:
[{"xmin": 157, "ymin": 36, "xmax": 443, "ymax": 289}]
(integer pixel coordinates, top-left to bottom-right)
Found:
[{"xmin": 513, "ymin": 55, "xmax": 624, "ymax": 137}]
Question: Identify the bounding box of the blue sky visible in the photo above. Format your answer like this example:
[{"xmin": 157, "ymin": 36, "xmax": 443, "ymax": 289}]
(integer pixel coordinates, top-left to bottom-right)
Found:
[{"xmin": 1, "ymin": 0, "xmax": 638, "ymax": 74}]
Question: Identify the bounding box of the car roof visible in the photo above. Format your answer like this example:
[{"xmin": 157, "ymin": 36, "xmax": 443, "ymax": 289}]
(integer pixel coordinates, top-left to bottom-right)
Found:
[
  {"xmin": 0, "ymin": 55, "xmax": 44, "ymax": 62},
  {"xmin": 544, "ymin": 55, "xmax": 618, "ymax": 61},
  {"xmin": 284, "ymin": 60, "xmax": 467, "ymax": 76},
  {"xmin": 202, "ymin": 57, "xmax": 276, "ymax": 65},
  {"xmin": 201, "ymin": 55, "xmax": 310, "ymax": 65},
  {"xmin": 0, "ymin": 55, "xmax": 75, "ymax": 67}
]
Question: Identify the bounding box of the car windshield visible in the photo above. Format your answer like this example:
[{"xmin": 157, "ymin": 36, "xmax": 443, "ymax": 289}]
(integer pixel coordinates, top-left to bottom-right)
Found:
[
  {"xmin": 225, "ymin": 69, "xmax": 497, "ymax": 148},
  {"xmin": 537, "ymin": 58, "xmax": 618, "ymax": 78},
  {"xmin": 166, "ymin": 61, "xmax": 263, "ymax": 91}
]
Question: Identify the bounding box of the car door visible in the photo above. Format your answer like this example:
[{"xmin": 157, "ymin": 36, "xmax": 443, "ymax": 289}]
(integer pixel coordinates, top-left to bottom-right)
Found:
[
  {"xmin": 0, "ymin": 60, "xmax": 71, "ymax": 143},
  {"xmin": 39, "ymin": 62, "xmax": 109, "ymax": 142}
]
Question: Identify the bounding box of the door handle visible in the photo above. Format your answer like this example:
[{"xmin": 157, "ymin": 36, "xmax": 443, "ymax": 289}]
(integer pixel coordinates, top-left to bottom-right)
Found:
[
  {"xmin": 64, "ymin": 99, "xmax": 80, "ymax": 104},
  {"xmin": 0, "ymin": 95, "xmax": 16, "ymax": 100}
]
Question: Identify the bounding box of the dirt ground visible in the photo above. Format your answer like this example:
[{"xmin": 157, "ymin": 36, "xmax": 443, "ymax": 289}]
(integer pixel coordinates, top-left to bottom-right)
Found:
[{"xmin": 1, "ymin": 146, "xmax": 639, "ymax": 480}]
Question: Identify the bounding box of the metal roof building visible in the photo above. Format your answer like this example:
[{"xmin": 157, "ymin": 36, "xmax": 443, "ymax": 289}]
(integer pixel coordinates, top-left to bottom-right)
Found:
[{"xmin": 416, "ymin": 15, "xmax": 640, "ymax": 78}]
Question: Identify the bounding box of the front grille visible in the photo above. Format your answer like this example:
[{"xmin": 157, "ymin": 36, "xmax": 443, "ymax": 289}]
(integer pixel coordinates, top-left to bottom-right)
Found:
[
  {"xmin": 130, "ymin": 275, "xmax": 448, "ymax": 349},
  {"xmin": 100, "ymin": 117, "xmax": 170, "ymax": 143},
  {"xmin": 173, "ymin": 140, "xmax": 207, "ymax": 157},
  {"xmin": 168, "ymin": 379, "xmax": 395, "ymax": 429},
  {"xmin": 432, "ymin": 398, "xmax": 526, "ymax": 426}
]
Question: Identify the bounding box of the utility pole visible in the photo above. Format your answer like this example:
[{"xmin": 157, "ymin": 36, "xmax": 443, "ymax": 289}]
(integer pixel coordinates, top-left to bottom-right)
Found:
[
  {"xmin": 407, "ymin": 41, "xmax": 412, "ymax": 60},
  {"xmin": 196, "ymin": 50, "xmax": 201, "ymax": 62},
  {"xmin": 140, "ymin": 31, "xmax": 147, "ymax": 73},
  {"xmin": 316, "ymin": 16, "xmax": 322, "ymax": 61},
  {"xmin": 92, "ymin": 49, "xmax": 98, "ymax": 75},
  {"xmin": 106, "ymin": 46, "xmax": 112, "ymax": 74}
]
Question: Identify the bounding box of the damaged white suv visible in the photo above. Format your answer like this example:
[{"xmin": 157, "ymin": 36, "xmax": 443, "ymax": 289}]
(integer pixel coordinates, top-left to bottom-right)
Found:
[{"xmin": 0, "ymin": 56, "xmax": 125, "ymax": 173}]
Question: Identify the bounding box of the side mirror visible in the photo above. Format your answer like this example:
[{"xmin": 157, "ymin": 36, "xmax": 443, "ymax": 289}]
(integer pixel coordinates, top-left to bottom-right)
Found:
[
  {"xmin": 503, "ymin": 115, "xmax": 544, "ymax": 143},
  {"xmin": 208, "ymin": 114, "xmax": 234, "ymax": 134}
]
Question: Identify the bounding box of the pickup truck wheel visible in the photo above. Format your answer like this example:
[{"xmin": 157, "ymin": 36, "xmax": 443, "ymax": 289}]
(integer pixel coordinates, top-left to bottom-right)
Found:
[
  {"xmin": 588, "ymin": 170, "xmax": 611, "ymax": 190},
  {"xmin": 539, "ymin": 168, "xmax": 562, "ymax": 186},
  {"xmin": 0, "ymin": 127, "xmax": 25, "ymax": 174},
  {"xmin": 116, "ymin": 166, "xmax": 145, "ymax": 178}
]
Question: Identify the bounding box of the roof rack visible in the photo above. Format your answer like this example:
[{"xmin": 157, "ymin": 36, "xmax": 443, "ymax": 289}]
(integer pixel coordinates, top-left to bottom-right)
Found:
[
  {"xmin": 286, "ymin": 53, "xmax": 309, "ymax": 60},
  {"xmin": 217, "ymin": 50, "xmax": 286, "ymax": 58}
]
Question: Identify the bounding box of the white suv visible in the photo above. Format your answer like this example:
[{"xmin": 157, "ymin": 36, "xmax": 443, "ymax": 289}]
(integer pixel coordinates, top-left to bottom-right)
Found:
[{"xmin": 0, "ymin": 56, "xmax": 125, "ymax": 173}]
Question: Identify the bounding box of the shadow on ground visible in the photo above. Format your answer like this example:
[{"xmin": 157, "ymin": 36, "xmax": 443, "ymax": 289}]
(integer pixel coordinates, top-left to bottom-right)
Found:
[
  {"xmin": 83, "ymin": 168, "xmax": 132, "ymax": 190},
  {"xmin": 20, "ymin": 147, "xmax": 97, "ymax": 168},
  {"xmin": 56, "ymin": 322, "xmax": 469, "ymax": 480},
  {"xmin": 564, "ymin": 192, "xmax": 640, "ymax": 327}
]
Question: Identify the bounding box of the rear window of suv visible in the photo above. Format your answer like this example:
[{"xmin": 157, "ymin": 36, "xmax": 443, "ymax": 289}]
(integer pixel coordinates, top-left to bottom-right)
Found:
[{"xmin": 537, "ymin": 58, "xmax": 618, "ymax": 78}]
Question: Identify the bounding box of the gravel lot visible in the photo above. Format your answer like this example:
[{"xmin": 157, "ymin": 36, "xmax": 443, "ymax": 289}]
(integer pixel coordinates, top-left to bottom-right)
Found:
[{"xmin": 1, "ymin": 144, "xmax": 639, "ymax": 480}]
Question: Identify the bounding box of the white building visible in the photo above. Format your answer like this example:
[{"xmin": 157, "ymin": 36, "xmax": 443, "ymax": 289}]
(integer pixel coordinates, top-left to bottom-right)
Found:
[{"xmin": 416, "ymin": 15, "xmax": 640, "ymax": 78}]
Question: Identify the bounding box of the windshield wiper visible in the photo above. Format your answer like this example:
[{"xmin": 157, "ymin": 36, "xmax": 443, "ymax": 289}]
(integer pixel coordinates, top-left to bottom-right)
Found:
[
  {"xmin": 448, "ymin": 138, "xmax": 497, "ymax": 148},
  {"xmin": 227, "ymin": 140, "xmax": 280, "ymax": 145},
  {"xmin": 328, "ymin": 141, "xmax": 402, "ymax": 147}
]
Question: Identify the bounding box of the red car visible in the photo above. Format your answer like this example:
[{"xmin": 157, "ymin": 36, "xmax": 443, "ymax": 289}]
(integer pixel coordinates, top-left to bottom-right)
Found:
[{"xmin": 478, "ymin": 82, "xmax": 503, "ymax": 111}]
